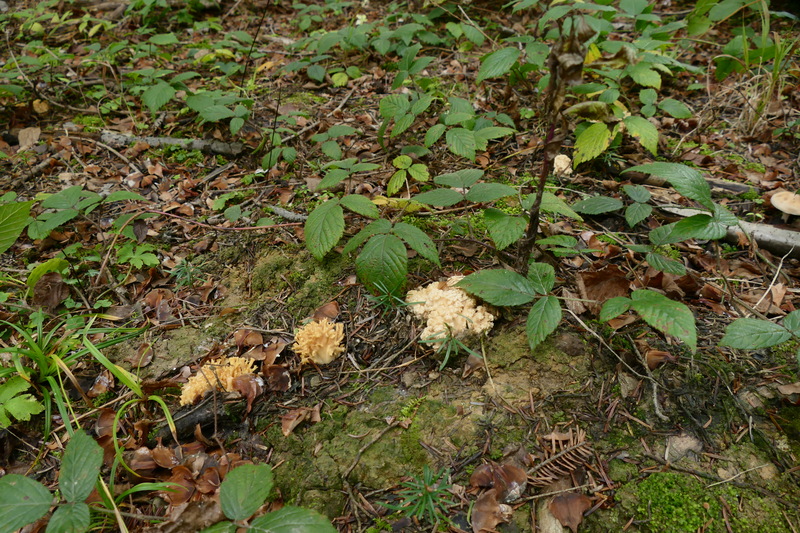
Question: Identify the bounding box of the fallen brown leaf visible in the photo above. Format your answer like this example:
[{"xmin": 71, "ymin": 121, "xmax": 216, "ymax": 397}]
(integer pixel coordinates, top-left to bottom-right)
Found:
[{"xmin": 548, "ymin": 492, "xmax": 592, "ymax": 533}]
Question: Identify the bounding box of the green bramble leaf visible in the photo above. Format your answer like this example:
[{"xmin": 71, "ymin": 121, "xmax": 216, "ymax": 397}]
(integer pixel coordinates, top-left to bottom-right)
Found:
[
  {"xmin": 446, "ymin": 128, "xmax": 476, "ymax": 160},
  {"xmin": 424, "ymin": 124, "xmax": 446, "ymax": 147},
  {"xmin": 47, "ymin": 502, "xmax": 90, "ymax": 533},
  {"xmin": 476, "ymin": 47, "xmax": 520, "ymax": 83},
  {"xmin": 630, "ymin": 289, "xmax": 697, "ymax": 352},
  {"xmin": 622, "ymin": 184, "xmax": 651, "ymax": 203},
  {"xmin": 142, "ymin": 81, "xmax": 175, "ymax": 112},
  {"xmin": 527, "ymin": 262, "xmax": 556, "ymax": 294},
  {"xmin": 484, "ymin": 208, "xmax": 526, "ymax": 251},
  {"xmin": 356, "ymin": 234, "xmax": 407, "ymax": 296},
  {"xmin": 526, "ymin": 295, "xmax": 561, "ymax": 350},
  {"xmin": 0, "ymin": 201, "xmax": 32, "ymax": 255},
  {"xmin": 339, "ymin": 194, "xmax": 379, "ymax": 218},
  {"xmin": 646, "ymin": 252, "xmax": 686, "ymax": 275},
  {"xmin": 305, "ymin": 200, "xmax": 344, "ymax": 261},
  {"xmin": 407, "ymin": 164, "xmax": 429, "ymax": 182},
  {"xmin": 0, "ymin": 475, "xmax": 51, "ymax": 532},
  {"xmin": 658, "ymin": 98, "xmax": 692, "ymax": 118},
  {"xmin": 573, "ymin": 122, "xmax": 611, "ymax": 166},
  {"xmin": 625, "ymin": 163, "xmax": 713, "ymax": 210},
  {"xmin": 625, "ymin": 202, "xmax": 652, "ymax": 227},
  {"xmin": 538, "ymin": 192, "xmax": 583, "ymax": 221},
  {"xmin": 249, "ymin": 506, "xmax": 337, "ymax": 533},
  {"xmin": 624, "ymin": 115, "xmax": 659, "ymax": 155},
  {"xmin": 220, "ymin": 464, "xmax": 274, "ymax": 521},
  {"xmin": 392, "ymin": 222, "xmax": 440, "ymax": 266},
  {"xmin": 719, "ymin": 318, "xmax": 791, "ymax": 349},
  {"xmin": 413, "ymin": 189, "xmax": 464, "ymax": 207},
  {"xmin": 434, "ymin": 169, "xmax": 483, "ymax": 189},
  {"xmin": 60, "ymin": 430, "xmax": 103, "ymax": 503},
  {"xmin": 572, "ymin": 195, "xmax": 623, "ymax": 215},
  {"xmin": 342, "ymin": 219, "xmax": 392, "ymax": 256},
  {"xmin": 599, "ymin": 296, "xmax": 632, "ymax": 322},
  {"xmin": 457, "ymin": 269, "xmax": 537, "ymax": 306}
]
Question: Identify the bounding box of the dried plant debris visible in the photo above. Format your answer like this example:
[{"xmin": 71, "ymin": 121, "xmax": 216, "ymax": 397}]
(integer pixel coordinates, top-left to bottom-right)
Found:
[
  {"xmin": 292, "ymin": 318, "xmax": 345, "ymax": 365},
  {"xmin": 549, "ymin": 492, "xmax": 592, "ymax": 533},
  {"xmin": 469, "ymin": 461, "xmax": 527, "ymax": 503},
  {"xmin": 406, "ymin": 275, "xmax": 495, "ymax": 348},
  {"xmin": 471, "ymin": 488, "xmax": 513, "ymax": 533},
  {"xmin": 529, "ymin": 429, "xmax": 593, "ymax": 487}
]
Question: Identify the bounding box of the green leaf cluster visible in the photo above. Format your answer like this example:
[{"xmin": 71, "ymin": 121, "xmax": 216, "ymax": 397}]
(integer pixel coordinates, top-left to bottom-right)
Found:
[{"xmin": 721, "ymin": 311, "xmax": 800, "ymax": 365}]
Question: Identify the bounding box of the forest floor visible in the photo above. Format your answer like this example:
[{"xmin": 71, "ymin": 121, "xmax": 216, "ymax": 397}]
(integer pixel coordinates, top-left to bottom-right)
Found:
[{"xmin": 1, "ymin": 0, "xmax": 800, "ymax": 532}]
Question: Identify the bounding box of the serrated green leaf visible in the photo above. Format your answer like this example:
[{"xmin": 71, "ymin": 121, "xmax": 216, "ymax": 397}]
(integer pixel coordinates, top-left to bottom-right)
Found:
[
  {"xmin": 457, "ymin": 270, "xmax": 537, "ymax": 306},
  {"xmin": 387, "ymin": 169, "xmax": 407, "ymax": 196},
  {"xmin": 46, "ymin": 502, "xmax": 89, "ymax": 533},
  {"xmin": 0, "ymin": 201, "xmax": 32, "ymax": 255},
  {"xmin": 600, "ymin": 297, "xmax": 632, "ymax": 322},
  {"xmin": 622, "ymin": 184, "xmax": 651, "ymax": 203},
  {"xmin": 572, "ymin": 195, "xmax": 624, "ymax": 214},
  {"xmin": 646, "ymin": 252, "xmax": 686, "ymax": 275},
  {"xmin": 342, "ymin": 219, "xmax": 392, "ymax": 255},
  {"xmin": 392, "ymin": 222, "xmax": 440, "ymax": 266},
  {"xmin": 391, "ymin": 113, "xmax": 415, "ymax": 138},
  {"xmin": 249, "ymin": 506, "xmax": 337, "ymax": 533},
  {"xmin": 625, "ymin": 163, "xmax": 713, "ymax": 210},
  {"xmin": 379, "ymin": 94, "xmax": 410, "ymax": 119},
  {"xmin": 392, "ymin": 155, "xmax": 412, "ymax": 170},
  {"xmin": 0, "ymin": 475, "xmax": 51, "ymax": 533},
  {"xmin": 60, "ymin": 430, "xmax": 103, "ymax": 503},
  {"xmin": 42, "ymin": 186, "xmax": 82, "ymax": 209},
  {"xmin": 413, "ymin": 189, "xmax": 464, "ymax": 207},
  {"xmin": 473, "ymin": 127, "xmax": 515, "ymax": 147},
  {"xmin": 148, "ymin": 32, "xmax": 178, "ymax": 45},
  {"xmin": 466, "ymin": 183, "xmax": 516, "ymax": 203},
  {"xmin": 462, "ymin": 23, "xmax": 484, "ymax": 45},
  {"xmin": 220, "ymin": 464, "xmax": 274, "ymax": 521},
  {"xmin": 307, "ymin": 64, "xmax": 326, "ymax": 82},
  {"xmin": 199, "ymin": 105, "xmax": 236, "ymax": 122},
  {"xmin": 411, "ymin": 93, "xmax": 434, "ymax": 115},
  {"xmin": 476, "ymin": 47, "xmax": 520, "ymax": 83},
  {"xmin": 639, "ymin": 88, "xmax": 658, "ymax": 105},
  {"xmin": 408, "ymin": 164, "xmax": 429, "ymax": 182},
  {"xmin": 720, "ymin": 318, "xmax": 791, "ymax": 349},
  {"xmin": 538, "ymin": 192, "xmax": 583, "ymax": 221},
  {"xmin": 199, "ymin": 522, "xmax": 238, "ymax": 533},
  {"xmin": 321, "ymin": 140, "xmax": 342, "ymax": 160},
  {"xmin": 658, "ymin": 98, "xmax": 692, "ymax": 118},
  {"xmin": 527, "ymin": 262, "xmax": 556, "ymax": 294},
  {"xmin": 573, "ymin": 122, "xmax": 611, "ymax": 166},
  {"xmin": 527, "ymin": 296, "xmax": 561, "ymax": 350},
  {"xmin": 305, "ymin": 200, "xmax": 344, "ymax": 261},
  {"xmin": 628, "ymin": 62, "xmax": 661, "ymax": 88},
  {"xmin": 316, "ymin": 169, "xmax": 352, "ymax": 191},
  {"xmin": 424, "ymin": 124, "xmax": 446, "ymax": 147},
  {"xmin": 434, "ymin": 169, "xmax": 483, "ymax": 188},
  {"xmin": 782, "ymin": 311, "xmax": 800, "ymax": 335},
  {"xmin": 446, "ymin": 128, "xmax": 476, "ymax": 160},
  {"xmin": 484, "ymin": 208, "xmax": 526, "ymax": 251},
  {"xmin": 624, "ymin": 115, "xmax": 659, "ymax": 155},
  {"xmin": 630, "ymin": 289, "xmax": 697, "ymax": 352},
  {"xmin": 142, "ymin": 81, "xmax": 175, "ymax": 113},
  {"xmin": 625, "ymin": 202, "xmax": 652, "ymax": 227},
  {"xmin": 340, "ymin": 194, "xmax": 379, "ymax": 218},
  {"xmin": 0, "ymin": 378, "xmax": 44, "ymax": 428},
  {"xmin": 331, "ymin": 72, "xmax": 348, "ymax": 87},
  {"xmin": 356, "ymin": 234, "xmax": 407, "ymax": 295}
]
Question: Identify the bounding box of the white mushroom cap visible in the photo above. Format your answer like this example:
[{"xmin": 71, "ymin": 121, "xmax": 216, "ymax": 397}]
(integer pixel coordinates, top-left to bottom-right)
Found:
[{"xmin": 771, "ymin": 191, "xmax": 800, "ymax": 216}]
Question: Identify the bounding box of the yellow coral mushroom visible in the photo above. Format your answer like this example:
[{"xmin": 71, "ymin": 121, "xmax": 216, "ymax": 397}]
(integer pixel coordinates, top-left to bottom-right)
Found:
[
  {"xmin": 293, "ymin": 318, "xmax": 345, "ymax": 365},
  {"xmin": 406, "ymin": 276, "xmax": 494, "ymax": 349},
  {"xmin": 180, "ymin": 357, "xmax": 256, "ymax": 406}
]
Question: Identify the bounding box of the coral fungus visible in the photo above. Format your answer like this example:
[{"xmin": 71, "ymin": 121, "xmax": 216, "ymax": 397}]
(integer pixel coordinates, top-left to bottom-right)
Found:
[
  {"xmin": 180, "ymin": 357, "xmax": 257, "ymax": 406},
  {"xmin": 292, "ymin": 318, "xmax": 345, "ymax": 365},
  {"xmin": 406, "ymin": 276, "xmax": 494, "ymax": 349}
]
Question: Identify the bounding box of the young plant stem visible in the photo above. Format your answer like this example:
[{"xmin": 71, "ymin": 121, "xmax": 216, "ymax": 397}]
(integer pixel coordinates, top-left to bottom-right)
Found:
[{"xmin": 516, "ymin": 122, "xmax": 557, "ymax": 275}]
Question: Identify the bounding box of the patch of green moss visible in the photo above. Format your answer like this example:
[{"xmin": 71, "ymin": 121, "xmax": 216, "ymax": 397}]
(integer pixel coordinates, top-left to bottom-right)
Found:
[{"xmin": 631, "ymin": 472, "xmax": 723, "ymax": 531}]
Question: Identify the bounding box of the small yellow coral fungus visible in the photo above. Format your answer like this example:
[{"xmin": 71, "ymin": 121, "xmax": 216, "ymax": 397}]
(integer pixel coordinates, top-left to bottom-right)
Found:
[
  {"xmin": 406, "ymin": 276, "xmax": 494, "ymax": 349},
  {"xmin": 180, "ymin": 357, "xmax": 256, "ymax": 406},
  {"xmin": 553, "ymin": 154, "xmax": 573, "ymax": 177},
  {"xmin": 292, "ymin": 318, "xmax": 345, "ymax": 365}
]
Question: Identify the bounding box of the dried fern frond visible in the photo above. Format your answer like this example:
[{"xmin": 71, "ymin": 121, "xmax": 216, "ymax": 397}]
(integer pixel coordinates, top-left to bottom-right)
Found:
[{"xmin": 528, "ymin": 428, "xmax": 593, "ymax": 487}]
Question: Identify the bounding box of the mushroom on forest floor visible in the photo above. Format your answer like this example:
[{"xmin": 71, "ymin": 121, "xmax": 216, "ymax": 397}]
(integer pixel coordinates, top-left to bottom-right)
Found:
[{"xmin": 770, "ymin": 190, "xmax": 800, "ymax": 223}]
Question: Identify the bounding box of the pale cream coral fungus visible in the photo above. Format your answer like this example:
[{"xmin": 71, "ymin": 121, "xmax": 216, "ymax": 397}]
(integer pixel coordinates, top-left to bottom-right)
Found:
[
  {"xmin": 553, "ymin": 154, "xmax": 573, "ymax": 177},
  {"xmin": 406, "ymin": 276, "xmax": 494, "ymax": 349},
  {"xmin": 180, "ymin": 356, "xmax": 257, "ymax": 406},
  {"xmin": 292, "ymin": 318, "xmax": 345, "ymax": 365}
]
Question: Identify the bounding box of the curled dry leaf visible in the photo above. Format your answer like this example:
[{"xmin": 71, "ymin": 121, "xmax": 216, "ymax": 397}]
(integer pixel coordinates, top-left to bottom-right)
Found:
[
  {"xmin": 87, "ymin": 370, "xmax": 114, "ymax": 397},
  {"xmin": 469, "ymin": 461, "xmax": 527, "ymax": 503},
  {"xmin": 646, "ymin": 349, "xmax": 676, "ymax": 370},
  {"xmin": 262, "ymin": 337, "xmax": 289, "ymax": 365},
  {"xmin": 32, "ymin": 271, "xmax": 69, "ymax": 311},
  {"xmin": 152, "ymin": 438, "xmax": 179, "ymax": 469},
  {"xmin": 163, "ymin": 465, "xmax": 196, "ymax": 505},
  {"xmin": 263, "ymin": 364, "xmax": 291, "ymax": 392},
  {"xmin": 124, "ymin": 342, "xmax": 154, "ymax": 368},
  {"xmin": 129, "ymin": 446, "xmax": 157, "ymax": 474},
  {"xmin": 472, "ymin": 488, "xmax": 512, "ymax": 533},
  {"xmin": 281, "ymin": 404, "xmax": 322, "ymax": 436},
  {"xmin": 548, "ymin": 493, "xmax": 592, "ymax": 533},
  {"xmin": 234, "ymin": 329, "xmax": 263, "ymax": 349},
  {"xmin": 231, "ymin": 373, "xmax": 264, "ymax": 414},
  {"xmin": 312, "ymin": 300, "xmax": 340, "ymax": 321}
]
